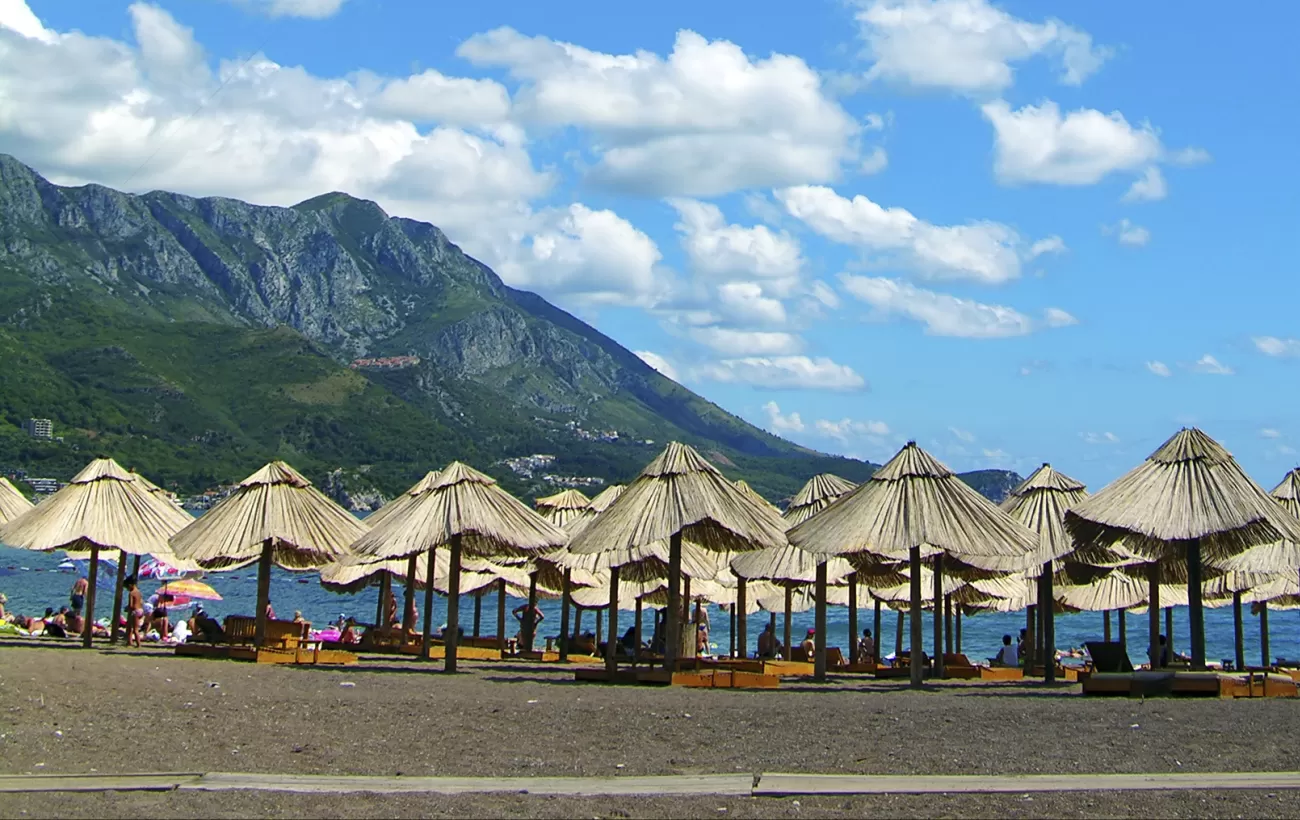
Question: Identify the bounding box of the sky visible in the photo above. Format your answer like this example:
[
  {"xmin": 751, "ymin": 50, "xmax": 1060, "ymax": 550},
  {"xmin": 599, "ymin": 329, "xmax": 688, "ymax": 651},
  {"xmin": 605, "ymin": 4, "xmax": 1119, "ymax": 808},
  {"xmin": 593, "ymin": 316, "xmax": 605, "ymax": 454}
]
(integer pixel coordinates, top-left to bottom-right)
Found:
[{"xmin": 1, "ymin": 0, "xmax": 1297, "ymax": 491}]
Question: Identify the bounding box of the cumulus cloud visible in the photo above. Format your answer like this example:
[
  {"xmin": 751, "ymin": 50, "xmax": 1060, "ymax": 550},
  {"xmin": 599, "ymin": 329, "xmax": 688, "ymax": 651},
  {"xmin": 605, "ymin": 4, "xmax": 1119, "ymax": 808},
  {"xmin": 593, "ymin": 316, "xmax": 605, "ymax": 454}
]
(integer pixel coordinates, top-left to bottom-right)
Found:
[
  {"xmin": 762, "ymin": 401, "xmax": 806, "ymax": 434},
  {"xmin": 1146, "ymin": 361, "xmax": 1171, "ymax": 377},
  {"xmin": 815, "ymin": 417, "xmax": 890, "ymax": 442},
  {"xmin": 1254, "ymin": 336, "xmax": 1300, "ymax": 358},
  {"xmin": 1103, "ymin": 219, "xmax": 1150, "ymax": 247},
  {"xmin": 693, "ymin": 356, "xmax": 867, "ymax": 390},
  {"xmin": 1260, "ymin": 428, "xmax": 1281, "ymax": 439},
  {"xmin": 778, "ymin": 185, "xmax": 1055, "ymax": 284},
  {"xmin": 223, "ymin": 0, "xmax": 348, "ymax": 18},
  {"xmin": 635, "ymin": 350, "xmax": 679, "ymax": 381},
  {"xmin": 949, "ymin": 427, "xmax": 976, "ymax": 443},
  {"xmin": 1123, "ymin": 166, "xmax": 1167, "ymax": 203},
  {"xmin": 853, "ymin": 0, "xmax": 1111, "ymax": 93},
  {"xmin": 839, "ymin": 276, "xmax": 1073, "ymax": 338},
  {"xmin": 1189, "ymin": 354, "xmax": 1234, "ymax": 376},
  {"xmin": 1027, "ymin": 236, "xmax": 1067, "ymax": 259},
  {"xmin": 457, "ymin": 27, "xmax": 862, "ymax": 197},
  {"xmin": 1081, "ymin": 431, "xmax": 1119, "ymax": 445},
  {"xmin": 687, "ymin": 327, "xmax": 804, "ymax": 357},
  {"xmin": 669, "ymin": 199, "xmax": 803, "ymax": 293}
]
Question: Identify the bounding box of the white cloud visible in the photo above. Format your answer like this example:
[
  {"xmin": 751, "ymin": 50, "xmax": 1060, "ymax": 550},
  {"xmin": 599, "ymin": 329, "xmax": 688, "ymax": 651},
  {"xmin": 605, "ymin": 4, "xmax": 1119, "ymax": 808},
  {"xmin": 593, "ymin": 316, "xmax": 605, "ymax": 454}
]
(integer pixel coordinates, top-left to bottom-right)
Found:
[
  {"xmin": 1027, "ymin": 236, "xmax": 1066, "ymax": 259},
  {"xmin": 815, "ymin": 417, "xmax": 890, "ymax": 442},
  {"xmin": 635, "ymin": 351, "xmax": 679, "ymax": 381},
  {"xmin": 859, "ymin": 146, "xmax": 889, "ymax": 174},
  {"xmin": 1169, "ymin": 147, "xmax": 1212, "ymax": 166},
  {"xmin": 778, "ymin": 185, "xmax": 1053, "ymax": 284},
  {"xmin": 495, "ymin": 204, "xmax": 669, "ymax": 308},
  {"xmin": 1190, "ymin": 354, "xmax": 1234, "ymax": 376},
  {"xmin": 714, "ymin": 282, "xmax": 788, "ymax": 326},
  {"xmin": 863, "ymin": 112, "xmax": 887, "ymax": 131},
  {"xmin": 687, "ymin": 327, "xmax": 803, "ymax": 356},
  {"xmin": 808, "ymin": 280, "xmax": 842, "ymax": 310},
  {"xmin": 762, "ymin": 401, "xmax": 805, "ymax": 434},
  {"xmin": 982, "ymin": 100, "xmax": 1165, "ymax": 186},
  {"xmin": 224, "ymin": 0, "xmax": 348, "ymax": 18},
  {"xmin": 1122, "ymin": 166, "xmax": 1167, "ymax": 203},
  {"xmin": 1260, "ymin": 428, "xmax": 1282, "ymax": 439},
  {"xmin": 1103, "ymin": 219, "xmax": 1150, "ymax": 247},
  {"xmin": 949, "ymin": 427, "xmax": 976, "ymax": 443},
  {"xmin": 364, "ymin": 70, "xmax": 511, "ymax": 126},
  {"xmin": 981, "ymin": 448, "xmax": 1012, "ymax": 464},
  {"xmin": 1254, "ymin": 336, "xmax": 1300, "ymax": 358},
  {"xmin": 458, "ymin": 27, "xmax": 861, "ymax": 197},
  {"xmin": 0, "ymin": 0, "xmax": 55, "ymax": 42},
  {"xmin": 669, "ymin": 199, "xmax": 803, "ymax": 293},
  {"xmin": 839, "ymin": 275, "xmax": 1072, "ymax": 338},
  {"xmin": 694, "ymin": 356, "xmax": 867, "ymax": 390},
  {"xmin": 1081, "ymin": 431, "xmax": 1119, "ymax": 445},
  {"xmin": 853, "ymin": 0, "xmax": 1110, "ymax": 93},
  {"xmin": 1146, "ymin": 360, "xmax": 1171, "ymax": 377}
]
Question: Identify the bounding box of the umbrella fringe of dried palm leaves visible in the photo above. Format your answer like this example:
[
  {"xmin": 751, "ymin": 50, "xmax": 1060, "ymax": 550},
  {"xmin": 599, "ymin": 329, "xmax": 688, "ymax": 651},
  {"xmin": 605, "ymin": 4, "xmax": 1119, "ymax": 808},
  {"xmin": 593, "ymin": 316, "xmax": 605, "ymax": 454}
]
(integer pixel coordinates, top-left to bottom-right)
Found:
[
  {"xmin": 1212, "ymin": 468, "xmax": 1300, "ymax": 573},
  {"xmin": 347, "ymin": 461, "xmax": 567, "ymax": 563},
  {"xmin": 1064, "ymin": 428, "xmax": 1300, "ymax": 566},
  {"xmin": 782, "ymin": 474, "xmax": 856, "ymax": 529},
  {"xmin": 0, "ymin": 477, "xmax": 35, "ymax": 525},
  {"xmin": 788, "ymin": 442, "xmax": 1038, "ymax": 572},
  {"xmin": 1000, "ymin": 463, "xmax": 1089, "ymax": 572}
]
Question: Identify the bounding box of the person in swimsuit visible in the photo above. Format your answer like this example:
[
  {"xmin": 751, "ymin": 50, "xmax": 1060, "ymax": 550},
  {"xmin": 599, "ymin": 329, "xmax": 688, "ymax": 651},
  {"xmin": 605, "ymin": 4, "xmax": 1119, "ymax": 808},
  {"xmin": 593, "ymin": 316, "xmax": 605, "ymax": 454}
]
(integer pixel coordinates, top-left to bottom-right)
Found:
[
  {"xmin": 125, "ymin": 577, "xmax": 144, "ymax": 648},
  {"xmin": 70, "ymin": 577, "xmax": 88, "ymax": 615}
]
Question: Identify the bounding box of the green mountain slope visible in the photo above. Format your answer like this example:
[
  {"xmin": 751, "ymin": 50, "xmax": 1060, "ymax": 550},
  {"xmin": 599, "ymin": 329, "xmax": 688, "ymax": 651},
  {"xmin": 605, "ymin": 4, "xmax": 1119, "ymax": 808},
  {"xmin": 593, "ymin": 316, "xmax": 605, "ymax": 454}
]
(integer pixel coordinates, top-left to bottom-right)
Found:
[{"xmin": 0, "ymin": 154, "xmax": 1019, "ymax": 502}]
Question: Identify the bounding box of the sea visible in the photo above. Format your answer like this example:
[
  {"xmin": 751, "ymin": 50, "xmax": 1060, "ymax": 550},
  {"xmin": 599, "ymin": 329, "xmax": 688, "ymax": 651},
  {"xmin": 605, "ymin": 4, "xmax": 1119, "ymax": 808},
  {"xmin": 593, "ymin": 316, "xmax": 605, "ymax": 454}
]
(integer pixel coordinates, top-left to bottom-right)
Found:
[{"xmin": 2, "ymin": 544, "xmax": 1294, "ymax": 667}]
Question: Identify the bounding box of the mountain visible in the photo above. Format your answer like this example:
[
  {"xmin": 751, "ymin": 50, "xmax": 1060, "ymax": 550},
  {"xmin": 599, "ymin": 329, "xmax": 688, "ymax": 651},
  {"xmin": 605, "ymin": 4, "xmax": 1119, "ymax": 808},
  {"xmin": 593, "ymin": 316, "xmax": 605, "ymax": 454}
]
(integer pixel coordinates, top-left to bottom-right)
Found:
[{"xmin": 0, "ymin": 154, "xmax": 1019, "ymax": 503}]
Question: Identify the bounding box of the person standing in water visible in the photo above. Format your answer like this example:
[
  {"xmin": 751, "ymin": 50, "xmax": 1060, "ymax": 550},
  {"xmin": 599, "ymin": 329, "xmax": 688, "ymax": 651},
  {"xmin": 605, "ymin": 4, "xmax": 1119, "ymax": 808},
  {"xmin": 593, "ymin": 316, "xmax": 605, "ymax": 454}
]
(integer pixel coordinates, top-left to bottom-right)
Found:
[{"xmin": 125, "ymin": 577, "xmax": 145, "ymax": 648}]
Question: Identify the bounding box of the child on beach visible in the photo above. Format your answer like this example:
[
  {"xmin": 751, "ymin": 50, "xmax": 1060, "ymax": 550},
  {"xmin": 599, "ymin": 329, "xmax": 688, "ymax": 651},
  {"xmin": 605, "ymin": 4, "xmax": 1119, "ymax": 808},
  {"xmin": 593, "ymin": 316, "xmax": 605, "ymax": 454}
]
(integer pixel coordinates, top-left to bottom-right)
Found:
[{"xmin": 125, "ymin": 577, "xmax": 144, "ymax": 648}]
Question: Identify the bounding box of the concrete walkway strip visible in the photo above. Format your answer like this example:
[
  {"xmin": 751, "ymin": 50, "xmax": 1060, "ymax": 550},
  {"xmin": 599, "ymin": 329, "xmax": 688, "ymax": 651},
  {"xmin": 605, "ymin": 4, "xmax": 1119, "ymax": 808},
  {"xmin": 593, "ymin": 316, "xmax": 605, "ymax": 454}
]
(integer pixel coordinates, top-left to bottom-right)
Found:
[
  {"xmin": 0, "ymin": 773, "xmax": 203, "ymax": 793},
  {"xmin": 180, "ymin": 772, "xmax": 755, "ymax": 796},
  {"xmin": 754, "ymin": 772, "xmax": 1300, "ymax": 796}
]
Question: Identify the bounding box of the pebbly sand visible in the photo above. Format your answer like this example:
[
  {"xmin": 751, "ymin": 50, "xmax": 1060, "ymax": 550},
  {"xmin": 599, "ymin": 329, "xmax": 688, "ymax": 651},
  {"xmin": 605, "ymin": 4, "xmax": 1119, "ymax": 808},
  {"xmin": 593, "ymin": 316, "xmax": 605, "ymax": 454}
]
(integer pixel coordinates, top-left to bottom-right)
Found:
[{"xmin": 1, "ymin": 643, "xmax": 1298, "ymax": 818}]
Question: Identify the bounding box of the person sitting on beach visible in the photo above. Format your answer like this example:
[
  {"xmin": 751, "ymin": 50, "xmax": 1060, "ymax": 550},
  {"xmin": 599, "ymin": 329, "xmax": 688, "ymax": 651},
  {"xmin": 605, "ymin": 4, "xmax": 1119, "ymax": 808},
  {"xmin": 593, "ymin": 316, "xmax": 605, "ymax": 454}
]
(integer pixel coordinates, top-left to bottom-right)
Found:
[
  {"xmin": 858, "ymin": 629, "xmax": 875, "ymax": 665},
  {"xmin": 292, "ymin": 611, "xmax": 306, "ymax": 624},
  {"xmin": 0, "ymin": 592, "xmax": 7, "ymax": 621},
  {"xmin": 64, "ymin": 607, "xmax": 85, "ymax": 637},
  {"xmin": 169, "ymin": 615, "xmax": 191, "ymax": 644},
  {"xmin": 756, "ymin": 623, "xmax": 782, "ymax": 659},
  {"xmin": 41, "ymin": 608, "xmax": 66, "ymax": 638},
  {"xmin": 991, "ymin": 634, "xmax": 1018, "ymax": 667},
  {"xmin": 385, "ymin": 592, "xmax": 399, "ymax": 628},
  {"xmin": 191, "ymin": 606, "xmax": 225, "ymax": 644},
  {"xmin": 150, "ymin": 594, "xmax": 172, "ymax": 640},
  {"xmin": 620, "ymin": 625, "xmax": 638, "ymax": 657},
  {"xmin": 340, "ymin": 617, "xmax": 359, "ymax": 644},
  {"xmin": 266, "ymin": 600, "xmax": 277, "ymax": 621},
  {"xmin": 800, "ymin": 628, "xmax": 816, "ymax": 659},
  {"xmin": 70, "ymin": 576, "xmax": 88, "ymax": 616},
  {"xmin": 572, "ymin": 631, "xmax": 597, "ymax": 655}
]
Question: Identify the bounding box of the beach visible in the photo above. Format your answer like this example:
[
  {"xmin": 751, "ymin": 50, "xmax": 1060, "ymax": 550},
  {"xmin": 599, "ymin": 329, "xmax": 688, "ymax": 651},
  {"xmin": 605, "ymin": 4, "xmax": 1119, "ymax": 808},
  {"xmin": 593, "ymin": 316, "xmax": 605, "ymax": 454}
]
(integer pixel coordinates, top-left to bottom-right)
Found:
[{"xmin": 3, "ymin": 644, "xmax": 1299, "ymax": 818}]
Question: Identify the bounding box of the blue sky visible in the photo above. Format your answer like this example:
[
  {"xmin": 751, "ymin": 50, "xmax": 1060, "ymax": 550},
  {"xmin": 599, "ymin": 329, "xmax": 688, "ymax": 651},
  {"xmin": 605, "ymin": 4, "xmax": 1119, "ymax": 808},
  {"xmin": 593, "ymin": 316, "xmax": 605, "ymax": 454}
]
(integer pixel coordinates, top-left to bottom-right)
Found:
[{"xmin": 3, "ymin": 0, "xmax": 1298, "ymax": 490}]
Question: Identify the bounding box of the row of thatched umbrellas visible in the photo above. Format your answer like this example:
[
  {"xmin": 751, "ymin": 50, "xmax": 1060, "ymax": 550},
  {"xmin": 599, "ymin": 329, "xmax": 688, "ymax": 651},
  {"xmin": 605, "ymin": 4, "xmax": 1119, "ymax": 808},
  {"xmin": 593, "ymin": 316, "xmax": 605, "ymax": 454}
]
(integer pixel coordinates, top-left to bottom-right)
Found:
[{"xmin": 2, "ymin": 427, "xmax": 1299, "ymax": 690}]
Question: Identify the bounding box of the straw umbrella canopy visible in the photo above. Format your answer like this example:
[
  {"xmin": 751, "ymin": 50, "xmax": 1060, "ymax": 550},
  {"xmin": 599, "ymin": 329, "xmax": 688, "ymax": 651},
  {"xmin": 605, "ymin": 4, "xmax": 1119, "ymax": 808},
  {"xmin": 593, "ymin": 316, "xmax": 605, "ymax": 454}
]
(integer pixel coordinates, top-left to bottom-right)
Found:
[
  {"xmin": 0, "ymin": 458, "xmax": 193, "ymax": 646},
  {"xmin": 0, "ymin": 477, "xmax": 34, "ymax": 525},
  {"xmin": 1000, "ymin": 463, "xmax": 1089, "ymax": 681},
  {"xmin": 588, "ymin": 484, "xmax": 626, "ymax": 513},
  {"xmin": 1213, "ymin": 468, "xmax": 1300, "ymax": 575},
  {"xmin": 789, "ymin": 441, "xmax": 1038, "ymax": 687},
  {"xmin": 567, "ymin": 442, "xmax": 787, "ymax": 671},
  {"xmin": 1064, "ymin": 428, "xmax": 1300, "ymax": 668},
  {"xmin": 171, "ymin": 461, "xmax": 367, "ymax": 645},
  {"xmin": 346, "ymin": 461, "xmax": 568, "ymax": 670},
  {"xmin": 783, "ymin": 474, "xmax": 856, "ymax": 528}
]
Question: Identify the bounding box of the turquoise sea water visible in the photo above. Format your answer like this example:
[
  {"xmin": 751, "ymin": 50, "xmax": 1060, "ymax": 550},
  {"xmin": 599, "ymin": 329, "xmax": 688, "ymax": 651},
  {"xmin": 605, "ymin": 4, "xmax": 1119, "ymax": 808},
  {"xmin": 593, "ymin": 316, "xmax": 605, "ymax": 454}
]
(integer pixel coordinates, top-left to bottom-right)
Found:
[{"xmin": 3, "ymin": 545, "xmax": 1294, "ymax": 666}]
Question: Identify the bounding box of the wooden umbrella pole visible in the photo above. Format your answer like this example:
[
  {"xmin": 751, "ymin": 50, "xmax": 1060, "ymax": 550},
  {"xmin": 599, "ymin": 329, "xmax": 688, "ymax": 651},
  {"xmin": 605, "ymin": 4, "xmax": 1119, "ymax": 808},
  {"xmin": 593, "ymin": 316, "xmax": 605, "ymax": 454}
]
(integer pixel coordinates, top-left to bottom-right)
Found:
[
  {"xmin": 1103, "ymin": 609, "xmax": 1111, "ymax": 643},
  {"xmin": 525, "ymin": 572, "xmax": 539, "ymax": 652},
  {"xmin": 1025, "ymin": 604, "xmax": 1036, "ymax": 672},
  {"xmin": 683, "ymin": 575, "xmax": 693, "ymax": 668},
  {"xmin": 1258, "ymin": 600, "xmax": 1268, "ymax": 670},
  {"xmin": 421, "ymin": 547, "xmax": 437, "ymax": 662},
  {"xmin": 894, "ymin": 609, "xmax": 904, "ymax": 658},
  {"xmin": 847, "ymin": 572, "xmax": 858, "ymax": 664},
  {"xmin": 935, "ymin": 556, "xmax": 946, "ymax": 675},
  {"xmin": 131, "ymin": 554, "xmax": 140, "ymax": 581},
  {"xmin": 1232, "ymin": 591, "xmax": 1244, "ymax": 671},
  {"xmin": 1117, "ymin": 607, "xmax": 1127, "ymax": 654},
  {"xmin": 736, "ymin": 578, "xmax": 748, "ymax": 660},
  {"xmin": 1147, "ymin": 562, "xmax": 1161, "ymax": 667},
  {"xmin": 110, "ymin": 549, "xmax": 127, "ymax": 645},
  {"xmin": 82, "ymin": 544, "xmax": 100, "ymax": 649},
  {"xmin": 473, "ymin": 589, "xmax": 482, "ymax": 638},
  {"xmin": 782, "ymin": 584, "xmax": 793, "ymax": 662},
  {"xmin": 1043, "ymin": 563, "xmax": 1056, "ymax": 683},
  {"xmin": 728, "ymin": 603, "xmax": 735, "ymax": 659},
  {"xmin": 1035, "ymin": 573, "xmax": 1047, "ymax": 667},
  {"xmin": 634, "ymin": 596, "xmax": 643, "ymax": 666},
  {"xmin": 375, "ymin": 572, "xmax": 390, "ymax": 631},
  {"xmin": 496, "ymin": 580, "xmax": 507, "ymax": 653},
  {"xmin": 1187, "ymin": 538, "xmax": 1205, "ymax": 669},
  {"xmin": 605, "ymin": 565, "xmax": 620, "ymax": 679},
  {"xmin": 1165, "ymin": 607, "xmax": 1174, "ymax": 660},
  {"xmin": 664, "ymin": 532, "xmax": 682, "ymax": 671},
  {"xmin": 444, "ymin": 536, "xmax": 463, "ymax": 673},
  {"xmin": 574, "ymin": 606, "xmax": 584, "ymax": 640},
  {"xmin": 908, "ymin": 546, "xmax": 923, "ymax": 689},
  {"xmin": 813, "ymin": 561, "xmax": 828, "ymax": 681},
  {"xmin": 558, "ymin": 569, "xmax": 572, "ymax": 661},
  {"xmin": 954, "ymin": 606, "xmax": 962, "ymax": 655},
  {"xmin": 254, "ymin": 539, "xmax": 273, "ymax": 649},
  {"xmin": 596, "ymin": 609, "xmax": 603, "ymax": 651},
  {"xmin": 403, "ymin": 554, "xmax": 418, "ymax": 634},
  {"xmin": 873, "ymin": 599, "xmax": 882, "ymax": 666}
]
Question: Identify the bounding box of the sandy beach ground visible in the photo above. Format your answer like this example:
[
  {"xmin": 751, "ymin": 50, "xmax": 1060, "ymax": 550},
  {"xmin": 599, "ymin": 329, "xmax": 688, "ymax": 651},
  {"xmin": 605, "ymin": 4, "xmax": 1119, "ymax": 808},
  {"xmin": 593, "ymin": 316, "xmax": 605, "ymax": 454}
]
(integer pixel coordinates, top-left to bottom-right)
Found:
[{"xmin": 2, "ymin": 642, "xmax": 1298, "ymax": 818}]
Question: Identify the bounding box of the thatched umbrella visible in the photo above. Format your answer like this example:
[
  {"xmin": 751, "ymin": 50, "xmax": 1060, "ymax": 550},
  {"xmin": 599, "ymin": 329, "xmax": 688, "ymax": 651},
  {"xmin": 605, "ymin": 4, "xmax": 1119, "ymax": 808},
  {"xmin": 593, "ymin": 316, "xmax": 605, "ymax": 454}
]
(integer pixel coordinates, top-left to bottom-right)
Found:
[
  {"xmin": 1001, "ymin": 463, "xmax": 1088, "ymax": 681},
  {"xmin": 588, "ymin": 484, "xmax": 626, "ymax": 513},
  {"xmin": 782, "ymin": 473, "xmax": 860, "ymax": 669},
  {"xmin": 568, "ymin": 442, "xmax": 787, "ymax": 673},
  {"xmin": 1064, "ymin": 428, "xmax": 1300, "ymax": 668},
  {"xmin": 171, "ymin": 461, "xmax": 366, "ymax": 647},
  {"xmin": 346, "ymin": 461, "xmax": 567, "ymax": 671},
  {"xmin": 789, "ymin": 441, "xmax": 1038, "ymax": 687},
  {"xmin": 0, "ymin": 458, "xmax": 192, "ymax": 647},
  {"xmin": 0, "ymin": 477, "xmax": 34, "ymax": 524},
  {"xmin": 534, "ymin": 488, "xmax": 594, "ymax": 659}
]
